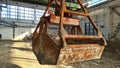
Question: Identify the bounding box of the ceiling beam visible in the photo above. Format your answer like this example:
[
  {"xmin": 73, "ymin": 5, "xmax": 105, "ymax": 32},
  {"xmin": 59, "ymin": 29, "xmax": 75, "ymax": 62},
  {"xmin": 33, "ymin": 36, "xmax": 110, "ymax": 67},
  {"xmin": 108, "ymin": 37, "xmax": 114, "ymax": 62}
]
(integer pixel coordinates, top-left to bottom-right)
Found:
[{"xmin": 11, "ymin": 0, "xmax": 51, "ymax": 6}]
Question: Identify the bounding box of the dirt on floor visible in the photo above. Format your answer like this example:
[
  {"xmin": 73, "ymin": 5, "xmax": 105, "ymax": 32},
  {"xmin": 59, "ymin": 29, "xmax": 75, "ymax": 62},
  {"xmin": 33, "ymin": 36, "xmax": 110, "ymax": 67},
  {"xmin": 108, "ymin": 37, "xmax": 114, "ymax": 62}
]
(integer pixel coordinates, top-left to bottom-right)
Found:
[{"xmin": 0, "ymin": 40, "xmax": 120, "ymax": 68}]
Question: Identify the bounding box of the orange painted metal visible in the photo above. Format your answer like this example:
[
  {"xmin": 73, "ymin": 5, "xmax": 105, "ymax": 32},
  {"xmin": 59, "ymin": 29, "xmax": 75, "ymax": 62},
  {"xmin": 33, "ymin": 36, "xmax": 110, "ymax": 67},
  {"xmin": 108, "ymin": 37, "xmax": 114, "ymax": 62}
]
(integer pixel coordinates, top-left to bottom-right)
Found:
[
  {"xmin": 32, "ymin": 0, "xmax": 107, "ymax": 65},
  {"xmin": 50, "ymin": 14, "xmax": 79, "ymax": 26}
]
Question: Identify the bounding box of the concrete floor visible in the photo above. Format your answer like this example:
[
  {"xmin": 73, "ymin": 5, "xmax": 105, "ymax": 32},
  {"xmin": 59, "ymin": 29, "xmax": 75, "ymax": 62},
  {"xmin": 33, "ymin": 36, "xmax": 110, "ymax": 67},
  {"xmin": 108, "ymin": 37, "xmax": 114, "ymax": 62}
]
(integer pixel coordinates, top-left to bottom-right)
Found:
[{"xmin": 0, "ymin": 40, "xmax": 120, "ymax": 68}]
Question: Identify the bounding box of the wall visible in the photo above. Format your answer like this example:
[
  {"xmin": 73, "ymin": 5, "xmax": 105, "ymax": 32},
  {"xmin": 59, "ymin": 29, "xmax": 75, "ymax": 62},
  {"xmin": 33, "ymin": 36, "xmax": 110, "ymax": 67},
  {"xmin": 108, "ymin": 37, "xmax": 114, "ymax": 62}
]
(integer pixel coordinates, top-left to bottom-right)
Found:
[
  {"xmin": 80, "ymin": 8, "xmax": 109, "ymax": 40},
  {"xmin": 109, "ymin": 7, "xmax": 120, "ymax": 40},
  {"xmin": 80, "ymin": 7, "xmax": 120, "ymax": 40},
  {"xmin": 0, "ymin": 27, "xmax": 13, "ymax": 39},
  {"xmin": 0, "ymin": 26, "xmax": 34, "ymax": 40}
]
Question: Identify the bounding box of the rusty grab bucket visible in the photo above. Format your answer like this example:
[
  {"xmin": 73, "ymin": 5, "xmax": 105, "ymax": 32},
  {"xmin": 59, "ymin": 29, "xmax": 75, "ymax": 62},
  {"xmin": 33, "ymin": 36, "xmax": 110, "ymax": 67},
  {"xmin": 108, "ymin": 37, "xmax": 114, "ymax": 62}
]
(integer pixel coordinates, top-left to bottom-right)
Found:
[
  {"xmin": 32, "ymin": 0, "xmax": 106, "ymax": 65},
  {"xmin": 32, "ymin": 17, "xmax": 106, "ymax": 65}
]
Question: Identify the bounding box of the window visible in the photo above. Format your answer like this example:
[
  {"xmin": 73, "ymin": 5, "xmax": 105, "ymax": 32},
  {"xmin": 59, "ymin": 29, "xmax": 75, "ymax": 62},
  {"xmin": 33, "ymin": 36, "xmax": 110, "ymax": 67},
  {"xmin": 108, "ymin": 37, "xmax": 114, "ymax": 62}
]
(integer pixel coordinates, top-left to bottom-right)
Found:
[
  {"xmin": 1, "ymin": 4, "xmax": 17, "ymax": 19},
  {"xmin": 88, "ymin": 0, "xmax": 107, "ymax": 7},
  {"xmin": 1, "ymin": 4, "xmax": 10, "ymax": 18},
  {"xmin": 1, "ymin": 4, "xmax": 45, "ymax": 21},
  {"xmin": 18, "ymin": 7, "xmax": 25, "ymax": 19},
  {"xmin": 1, "ymin": 7, "xmax": 7, "ymax": 18},
  {"xmin": 10, "ymin": 5, "xmax": 17, "ymax": 19},
  {"xmin": 36, "ymin": 9, "xmax": 44, "ymax": 20},
  {"xmin": 85, "ymin": 21, "xmax": 98, "ymax": 35},
  {"xmin": 25, "ymin": 8, "xmax": 34, "ymax": 20}
]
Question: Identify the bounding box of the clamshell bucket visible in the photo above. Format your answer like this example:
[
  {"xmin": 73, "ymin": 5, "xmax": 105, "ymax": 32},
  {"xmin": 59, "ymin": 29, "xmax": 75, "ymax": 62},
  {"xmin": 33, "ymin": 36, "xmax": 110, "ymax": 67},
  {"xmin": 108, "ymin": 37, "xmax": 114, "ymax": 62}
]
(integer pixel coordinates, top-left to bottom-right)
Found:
[{"xmin": 32, "ymin": 0, "xmax": 107, "ymax": 65}]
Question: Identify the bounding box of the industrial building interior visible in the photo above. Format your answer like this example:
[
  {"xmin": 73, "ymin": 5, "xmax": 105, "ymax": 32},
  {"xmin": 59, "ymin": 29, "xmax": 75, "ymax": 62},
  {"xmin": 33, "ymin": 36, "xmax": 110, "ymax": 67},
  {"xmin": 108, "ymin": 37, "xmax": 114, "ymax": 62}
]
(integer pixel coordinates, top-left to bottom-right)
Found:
[{"xmin": 0, "ymin": 0, "xmax": 120, "ymax": 68}]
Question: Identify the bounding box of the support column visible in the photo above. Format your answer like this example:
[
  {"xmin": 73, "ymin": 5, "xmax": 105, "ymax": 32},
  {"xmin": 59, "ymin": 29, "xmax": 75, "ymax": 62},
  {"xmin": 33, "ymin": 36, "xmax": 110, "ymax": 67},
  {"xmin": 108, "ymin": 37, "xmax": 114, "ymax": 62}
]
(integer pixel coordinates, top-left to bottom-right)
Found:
[
  {"xmin": 109, "ymin": 8, "xmax": 114, "ymax": 39},
  {"xmin": 13, "ymin": 22, "xmax": 15, "ymax": 39},
  {"xmin": 105, "ymin": 7, "xmax": 111, "ymax": 40}
]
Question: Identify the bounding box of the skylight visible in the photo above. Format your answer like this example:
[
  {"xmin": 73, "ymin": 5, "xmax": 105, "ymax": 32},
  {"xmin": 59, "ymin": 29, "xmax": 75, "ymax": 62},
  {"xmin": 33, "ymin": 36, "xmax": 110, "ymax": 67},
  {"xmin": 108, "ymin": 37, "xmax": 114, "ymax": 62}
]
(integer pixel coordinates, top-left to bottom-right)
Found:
[{"xmin": 88, "ymin": 0, "xmax": 107, "ymax": 7}]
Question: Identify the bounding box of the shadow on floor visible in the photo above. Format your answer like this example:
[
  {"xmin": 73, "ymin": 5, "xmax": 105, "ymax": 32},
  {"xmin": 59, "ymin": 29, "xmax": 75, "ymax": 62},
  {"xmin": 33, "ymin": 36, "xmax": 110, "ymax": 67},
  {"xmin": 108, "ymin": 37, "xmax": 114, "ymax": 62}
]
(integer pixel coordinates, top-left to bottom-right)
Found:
[
  {"xmin": 11, "ymin": 57, "xmax": 37, "ymax": 61},
  {"xmin": 11, "ymin": 47, "xmax": 32, "ymax": 52},
  {"xmin": 0, "ymin": 61, "xmax": 22, "ymax": 68}
]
